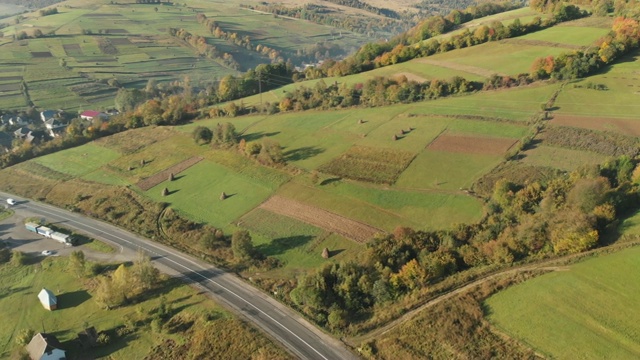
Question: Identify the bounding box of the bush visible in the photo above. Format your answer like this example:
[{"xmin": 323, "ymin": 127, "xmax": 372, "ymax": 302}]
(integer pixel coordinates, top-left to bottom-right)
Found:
[
  {"xmin": 11, "ymin": 251, "xmax": 25, "ymax": 266},
  {"xmin": 96, "ymin": 332, "xmax": 111, "ymax": 346},
  {"xmin": 14, "ymin": 329, "xmax": 34, "ymax": 346}
]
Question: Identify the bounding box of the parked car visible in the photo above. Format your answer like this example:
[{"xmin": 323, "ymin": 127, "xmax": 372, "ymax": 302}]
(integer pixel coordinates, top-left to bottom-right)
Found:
[
  {"xmin": 6, "ymin": 198, "xmax": 15, "ymax": 205},
  {"xmin": 41, "ymin": 250, "xmax": 52, "ymax": 256}
]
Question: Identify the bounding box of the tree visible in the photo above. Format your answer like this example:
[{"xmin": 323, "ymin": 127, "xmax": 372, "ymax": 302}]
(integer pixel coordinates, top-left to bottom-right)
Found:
[
  {"xmin": 132, "ymin": 251, "xmax": 160, "ymax": 291},
  {"xmin": 212, "ymin": 122, "xmax": 237, "ymax": 146},
  {"xmin": 193, "ymin": 126, "xmax": 213, "ymax": 144},
  {"xmin": 114, "ymin": 88, "xmax": 145, "ymax": 112},
  {"xmin": 231, "ymin": 230, "xmax": 255, "ymax": 261},
  {"xmin": 256, "ymin": 138, "xmax": 284, "ymax": 165},
  {"xmin": 68, "ymin": 250, "xmax": 86, "ymax": 278}
]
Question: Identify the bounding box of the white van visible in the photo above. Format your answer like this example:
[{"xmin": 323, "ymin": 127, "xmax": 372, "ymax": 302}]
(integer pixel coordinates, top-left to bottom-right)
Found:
[{"xmin": 6, "ymin": 198, "xmax": 16, "ymax": 205}]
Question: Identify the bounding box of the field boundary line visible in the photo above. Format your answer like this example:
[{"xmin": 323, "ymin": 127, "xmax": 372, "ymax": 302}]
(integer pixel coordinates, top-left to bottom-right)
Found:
[
  {"xmin": 259, "ymin": 195, "xmax": 385, "ymax": 243},
  {"xmin": 136, "ymin": 156, "xmax": 204, "ymax": 191}
]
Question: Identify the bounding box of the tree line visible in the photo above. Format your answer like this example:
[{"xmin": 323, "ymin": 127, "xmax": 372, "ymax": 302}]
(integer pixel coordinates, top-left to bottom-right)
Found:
[
  {"xmin": 239, "ymin": 3, "xmax": 407, "ymax": 38},
  {"xmin": 195, "ymin": 13, "xmax": 284, "ymax": 64},
  {"xmin": 167, "ymin": 27, "xmax": 240, "ymax": 70},
  {"xmin": 531, "ymin": 16, "xmax": 640, "ymax": 80},
  {"xmin": 308, "ymin": 2, "xmax": 586, "ymax": 78}
]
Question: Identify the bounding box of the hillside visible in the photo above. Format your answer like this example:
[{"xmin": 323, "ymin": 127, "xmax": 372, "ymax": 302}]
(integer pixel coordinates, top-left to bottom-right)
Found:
[{"xmin": 0, "ymin": 0, "xmax": 371, "ymax": 111}]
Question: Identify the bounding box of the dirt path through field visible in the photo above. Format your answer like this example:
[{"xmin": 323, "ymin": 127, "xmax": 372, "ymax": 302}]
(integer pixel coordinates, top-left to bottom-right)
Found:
[
  {"xmin": 259, "ymin": 195, "xmax": 384, "ymax": 243},
  {"xmin": 349, "ymin": 240, "xmax": 640, "ymax": 346},
  {"xmin": 136, "ymin": 156, "xmax": 203, "ymax": 191},
  {"xmin": 417, "ymin": 58, "xmax": 504, "ymax": 78}
]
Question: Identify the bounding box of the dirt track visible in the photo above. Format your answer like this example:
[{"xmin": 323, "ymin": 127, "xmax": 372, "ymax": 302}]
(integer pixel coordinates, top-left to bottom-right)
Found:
[
  {"xmin": 349, "ymin": 240, "xmax": 640, "ymax": 346},
  {"xmin": 136, "ymin": 156, "xmax": 204, "ymax": 191},
  {"xmin": 259, "ymin": 195, "xmax": 385, "ymax": 243},
  {"xmin": 428, "ymin": 134, "xmax": 517, "ymax": 155}
]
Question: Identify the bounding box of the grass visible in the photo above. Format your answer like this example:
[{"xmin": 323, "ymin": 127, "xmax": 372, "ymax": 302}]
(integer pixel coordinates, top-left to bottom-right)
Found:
[
  {"xmin": 83, "ymin": 239, "xmax": 116, "ymax": 253},
  {"xmin": 276, "ymin": 180, "xmax": 483, "ymax": 231},
  {"xmin": 396, "ymin": 151, "xmax": 503, "ymax": 191},
  {"xmin": 485, "ymin": 246, "xmax": 640, "ymax": 359},
  {"xmin": 241, "ymin": 208, "xmax": 359, "ymax": 270},
  {"xmin": 554, "ymin": 51, "xmax": 640, "ymax": 119},
  {"xmin": 0, "ymin": 208, "xmax": 13, "ymax": 222},
  {"xmin": 427, "ymin": 41, "xmax": 569, "ymax": 76},
  {"xmin": 520, "ymin": 145, "xmax": 610, "ymax": 171},
  {"xmin": 517, "ymin": 26, "xmax": 610, "ymax": 46},
  {"xmin": 33, "ymin": 143, "xmax": 120, "ymax": 177},
  {"xmin": 0, "ymin": 258, "xmax": 289, "ymax": 359},
  {"xmin": 144, "ymin": 160, "xmax": 274, "ymax": 231}
]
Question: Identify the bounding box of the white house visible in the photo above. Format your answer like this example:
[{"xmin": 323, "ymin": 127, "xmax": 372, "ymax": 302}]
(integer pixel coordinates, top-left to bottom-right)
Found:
[
  {"xmin": 25, "ymin": 333, "xmax": 66, "ymax": 360},
  {"xmin": 9, "ymin": 116, "xmax": 28, "ymax": 126},
  {"xmin": 44, "ymin": 119, "xmax": 67, "ymax": 138},
  {"xmin": 40, "ymin": 110, "xmax": 56, "ymax": 123},
  {"xmin": 38, "ymin": 288, "xmax": 57, "ymax": 311}
]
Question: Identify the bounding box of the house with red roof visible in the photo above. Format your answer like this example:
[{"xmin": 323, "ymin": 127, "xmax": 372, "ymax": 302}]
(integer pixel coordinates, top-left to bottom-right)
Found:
[{"xmin": 80, "ymin": 110, "xmax": 107, "ymax": 122}]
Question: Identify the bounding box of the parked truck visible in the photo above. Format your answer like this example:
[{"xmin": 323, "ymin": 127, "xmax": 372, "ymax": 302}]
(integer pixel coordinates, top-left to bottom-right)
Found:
[{"xmin": 25, "ymin": 223, "xmax": 73, "ymax": 245}]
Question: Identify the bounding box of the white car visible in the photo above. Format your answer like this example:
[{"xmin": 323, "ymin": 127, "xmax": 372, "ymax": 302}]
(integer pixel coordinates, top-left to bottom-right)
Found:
[
  {"xmin": 6, "ymin": 198, "xmax": 16, "ymax": 206},
  {"xmin": 41, "ymin": 250, "xmax": 52, "ymax": 256}
]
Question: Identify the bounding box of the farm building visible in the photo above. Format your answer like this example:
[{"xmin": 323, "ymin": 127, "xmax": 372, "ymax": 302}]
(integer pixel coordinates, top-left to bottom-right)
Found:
[
  {"xmin": 80, "ymin": 110, "xmax": 107, "ymax": 121},
  {"xmin": 25, "ymin": 332, "xmax": 66, "ymax": 360},
  {"xmin": 38, "ymin": 288, "xmax": 57, "ymax": 311}
]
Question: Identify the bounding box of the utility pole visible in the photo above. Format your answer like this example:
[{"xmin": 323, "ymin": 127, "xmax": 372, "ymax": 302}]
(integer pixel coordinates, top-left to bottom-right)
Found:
[{"xmin": 258, "ymin": 71, "xmax": 262, "ymax": 107}]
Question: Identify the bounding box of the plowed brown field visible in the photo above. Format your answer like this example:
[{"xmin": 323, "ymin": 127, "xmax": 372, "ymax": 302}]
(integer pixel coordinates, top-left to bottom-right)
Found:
[
  {"xmin": 259, "ymin": 195, "xmax": 384, "ymax": 243},
  {"xmin": 428, "ymin": 134, "xmax": 516, "ymax": 155},
  {"xmin": 136, "ymin": 156, "xmax": 203, "ymax": 191},
  {"xmin": 551, "ymin": 115, "xmax": 640, "ymax": 136}
]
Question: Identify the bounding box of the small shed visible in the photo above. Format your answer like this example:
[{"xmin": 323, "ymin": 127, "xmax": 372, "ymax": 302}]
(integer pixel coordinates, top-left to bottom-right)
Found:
[
  {"xmin": 26, "ymin": 333, "xmax": 66, "ymax": 360},
  {"xmin": 38, "ymin": 288, "xmax": 57, "ymax": 311}
]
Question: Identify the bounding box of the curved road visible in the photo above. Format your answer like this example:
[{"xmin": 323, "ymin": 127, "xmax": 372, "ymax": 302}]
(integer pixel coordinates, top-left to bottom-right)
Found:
[{"xmin": 0, "ymin": 192, "xmax": 358, "ymax": 360}]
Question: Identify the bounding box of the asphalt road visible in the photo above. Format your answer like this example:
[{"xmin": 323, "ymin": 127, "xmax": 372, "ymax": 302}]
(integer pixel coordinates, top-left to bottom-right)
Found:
[{"xmin": 0, "ymin": 192, "xmax": 358, "ymax": 360}]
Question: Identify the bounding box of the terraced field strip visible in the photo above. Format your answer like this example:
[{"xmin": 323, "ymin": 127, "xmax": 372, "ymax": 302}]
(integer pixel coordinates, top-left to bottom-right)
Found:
[
  {"xmin": 136, "ymin": 156, "xmax": 204, "ymax": 191},
  {"xmin": 551, "ymin": 115, "xmax": 640, "ymax": 136},
  {"xmin": 504, "ymin": 38, "xmax": 582, "ymax": 49},
  {"xmin": 428, "ymin": 134, "xmax": 517, "ymax": 155},
  {"xmin": 259, "ymin": 195, "xmax": 385, "ymax": 243},
  {"xmin": 416, "ymin": 58, "xmax": 503, "ymax": 78}
]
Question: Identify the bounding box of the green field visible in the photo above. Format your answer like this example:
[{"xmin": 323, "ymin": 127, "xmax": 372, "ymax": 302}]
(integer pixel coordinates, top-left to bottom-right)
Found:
[
  {"xmin": 33, "ymin": 143, "xmax": 120, "ymax": 177},
  {"xmin": 0, "ymin": 258, "xmax": 288, "ymax": 359},
  {"xmin": 427, "ymin": 41, "xmax": 568, "ymax": 76},
  {"xmin": 240, "ymin": 208, "xmax": 359, "ymax": 270},
  {"xmin": 145, "ymin": 160, "xmax": 275, "ymax": 228},
  {"xmin": 485, "ymin": 246, "xmax": 640, "ymax": 359},
  {"xmin": 517, "ymin": 26, "xmax": 610, "ymax": 46},
  {"xmin": 554, "ymin": 51, "xmax": 640, "ymax": 119},
  {"xmin": 396, "ymin": 150, "xmax": 502, "ymax": 190},
  {"xmin": 521, "ymin": 145, "xmax": 610, "ymax": 171}
]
